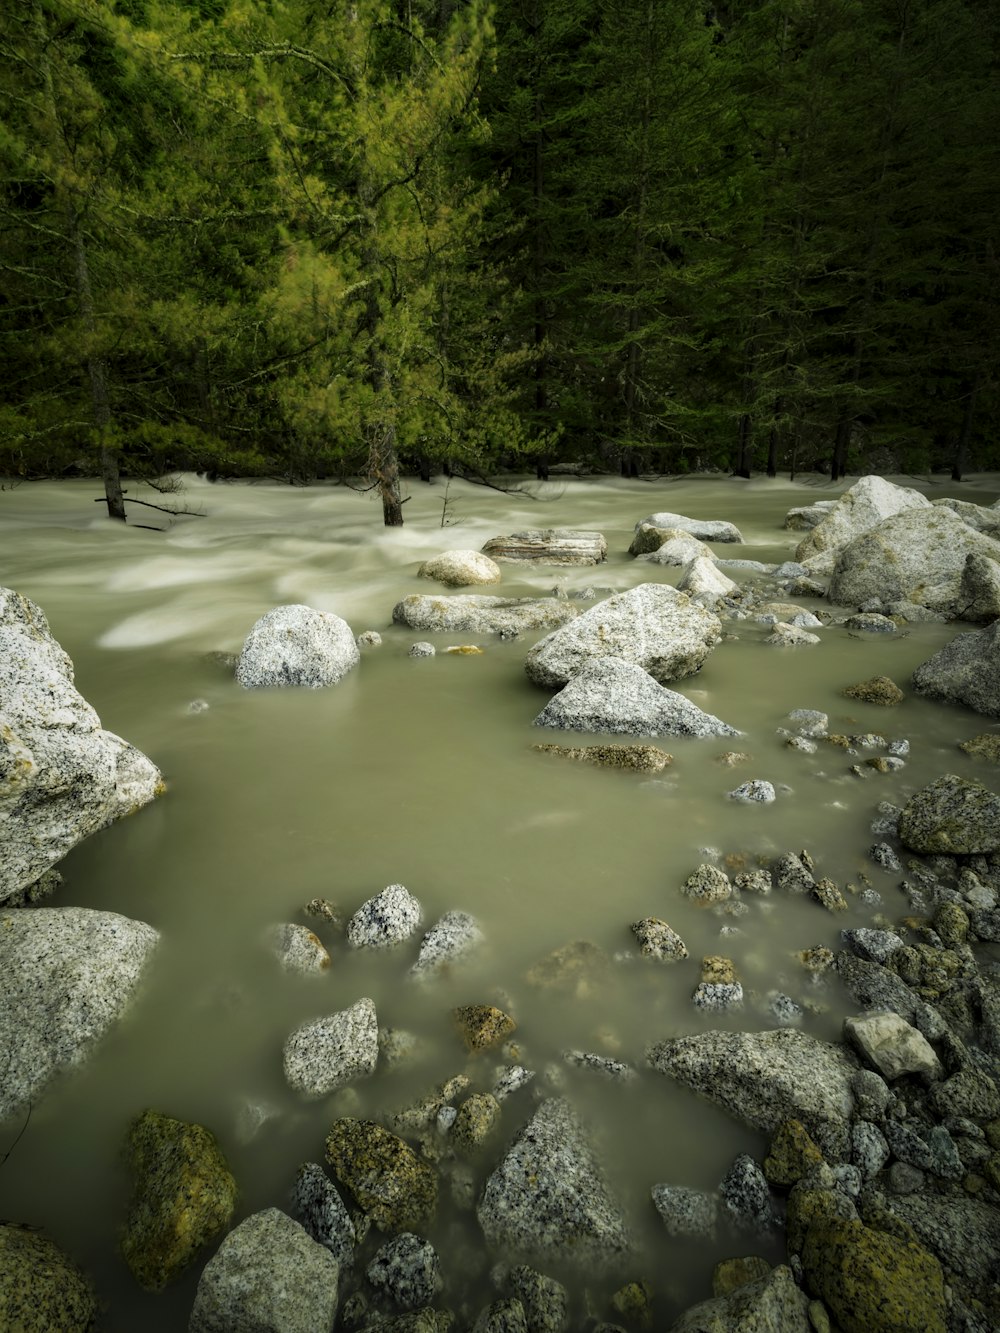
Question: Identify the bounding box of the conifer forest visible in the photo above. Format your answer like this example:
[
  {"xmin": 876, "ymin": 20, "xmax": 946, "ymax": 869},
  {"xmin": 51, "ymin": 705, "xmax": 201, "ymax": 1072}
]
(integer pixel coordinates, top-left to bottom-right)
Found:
[{"xmin": 2, "ymin": 0, "xmax": 998, "ymax": 522}]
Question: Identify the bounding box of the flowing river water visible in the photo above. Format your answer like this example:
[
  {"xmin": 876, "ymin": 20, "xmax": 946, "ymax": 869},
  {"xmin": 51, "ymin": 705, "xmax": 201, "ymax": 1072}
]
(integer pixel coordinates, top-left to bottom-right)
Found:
[{"xmin": 2, "ymin": 470, "xmax": 999, "ymax": 1329}]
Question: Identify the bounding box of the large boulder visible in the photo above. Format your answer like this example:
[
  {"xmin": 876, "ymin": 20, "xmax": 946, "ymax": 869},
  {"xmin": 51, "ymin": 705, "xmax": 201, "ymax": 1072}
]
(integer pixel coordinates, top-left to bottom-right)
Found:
[
  {"xmin": 532, "ymin": 658, "xmax": 740, "ymax": 739},
  {"xmin": 392, "ymin": 594, "xmax": 578, "ymax": 637},
  {"xmin": 635, "ymin": 512, "xmax": 743, "ymax": 543},
  {"xmin": 933, "ymin": 496, "xmax": 1000, "ymax": 537},
  {"xmin": 0, "ymin": 1225, "xmax": 97, "ymax": 1332},
  {"xmin": 912, "ymin": 619, "xmax": 1000, "ymax": 718},
  {"xmin": 647, "ymin": 1030, "xmax": 858, "ymax": 1157},
  {"xmin": 676, "ymin": 557, "xmax": 738, "ymax": 601},
  {"xmin": 525, "ymin": 585, "xmax": 722, "ymax": 689},
  {"xmin": 189, "ymin": 1208, "xmax": 339, "ymax": 1333},
  {"xmin": 481, "ymin": 530, "xmax": 607, "ymax": 565},
  {"xmin": 630, "ymin": 527, "xmax": 716, "ymax": 561},
  {"xmin": 897, "ymin": 774, "xmax": 1000, "ymax": 855},
  {"xmin": 121, "ymin": 1109, "xmax": 238, "ymax": 1291},
  {"xmin": 235, "ymin": 603, "xmax": 360, "ymax": 689},
  {"xmin": 0, "ymin": 907, "xmax": 159, "ymax": 1120},
  {"xmin": 476, "ymin": 1098, "xmax": 631, "ymax": 1269},
  {"xmin": 795, "ymin": 476, "xmax": 931, "ymax": 575},
  {"xmin": 0, "ymin": 586, "xmax": 163, "ymax": 903},
  {"xmin": 827, "ymin": 507, "xmax": 1000, "ymax": 614},
  {"xmin": 955, "ymin": 552, "xmax": 1000, "ymax": 622},
  {"xmin": 670, "ymin": 1264, "xmax": 810, "ymax": 1333},
  {"xmin": 418, "ymin": 550, "xmax": 502, "ymax": 586}
]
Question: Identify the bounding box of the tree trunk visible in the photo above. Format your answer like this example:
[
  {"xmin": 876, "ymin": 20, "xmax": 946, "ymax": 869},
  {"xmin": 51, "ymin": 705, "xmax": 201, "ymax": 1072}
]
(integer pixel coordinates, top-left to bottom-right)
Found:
[
  {"xmin": 831, "ymin": 409, "xmax": 851, "ymax": 481},
  {"xmin": 951, "ymin": 375, "xmax": 978, "ymax": 482},
  {"xmin": 73, "ymin": 224, "xmax": 125, "ymax": 521}
]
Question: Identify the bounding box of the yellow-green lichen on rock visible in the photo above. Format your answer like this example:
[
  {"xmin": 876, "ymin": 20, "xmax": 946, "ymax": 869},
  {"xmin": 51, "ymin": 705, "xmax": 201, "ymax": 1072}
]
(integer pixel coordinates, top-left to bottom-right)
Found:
[
  {"xmin": 120, "ymin": 1109, "xmax": 238, "ymax": 1290},
  {"xmin": 325, "ymin": 1118, "xmax": 438, "ymax": 1233},
  {"xmin": 800, "ymin": 1218, "xmax": 947, "ymax": 1333},
  {"xmin": 0, "ymin": 1224, "xmax": 97, "ymax": 1333},
  {"xmin": 763, "ymin": 1118, "xmax": 825, "ymax": 1188}
]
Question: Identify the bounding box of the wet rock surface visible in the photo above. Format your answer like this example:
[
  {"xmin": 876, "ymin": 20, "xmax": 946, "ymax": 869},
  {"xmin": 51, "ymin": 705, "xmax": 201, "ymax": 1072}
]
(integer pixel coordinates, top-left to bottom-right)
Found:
[{"xmin": 235, "ymin": 602, "xmax": 360, "ymax": 689}]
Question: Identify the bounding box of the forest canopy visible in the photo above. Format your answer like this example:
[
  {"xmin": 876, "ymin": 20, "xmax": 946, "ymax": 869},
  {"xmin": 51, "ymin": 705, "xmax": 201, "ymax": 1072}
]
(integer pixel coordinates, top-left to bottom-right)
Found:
[{"xmin": 1, "ymin": 0, "xmax": 997, "ymax": 520}]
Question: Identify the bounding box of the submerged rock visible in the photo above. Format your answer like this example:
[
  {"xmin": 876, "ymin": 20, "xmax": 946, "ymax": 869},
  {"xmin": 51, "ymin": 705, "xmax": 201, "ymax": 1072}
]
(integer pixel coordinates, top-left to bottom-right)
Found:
[
  {"xmin": 189, "ymin": 1208, "xmax": 339, "ymax": 1333},
  {"xmin": 235, "ymin": 603, "xmax": 360, "ymax": 689},
  {"xmin": 524, "ymin": 584, "xmax": 723, "ymax": 689},
  {"xmin": 525, "ymin": 940, "xmax": 610, "ymax": 994},
  {"xmin": 418, "ymin": 551, "xmax": 502, "ymax": 586},
  {"xmin": 476, "ymin": 1098, "xmax": 632, "ymax": 1269},
  {"xmin": 843, "ymin": 675, "xmax": 904, "ymax": 706},
  {"xmin": 393, "ymin": 594, "xmax": 577, "ymax": 637},
  {"xmin": 532, "ymin": 658, "xmax": 739, "ymax": 739},
  {"xmin": 630, "ymin": 917, "xmax": 688, "ymax": 961},
  {"xmin": 0, "ymin": 1225, "xmax": 97, "ymax": 1333},
  {"xmin": 121, "ymin": 1109, "xmax": 238, "ymax": 1291},
  {"xmin": 410, "ymin": 911, "xmax": 484, "ymax": 980},
  {"xmin": 454, "ymin": 1004, "xmax": 516, "ymax": 1052},
  {"xmin": 650, "ymin": 1184, "xmax": 718, "ymax": 1239},
  {"xmin": 531, "ymin": 743, "xmax": 672, "ymax": 772},
  {"xmin": 266, "ymin": 922, "xmax": 330, "ymax": 974},
  {"xmin": 0, "ymin": 585, "xmax": 163, "ymax": 903},
  {"xmin": 0, "ymin": 907, "xmax": 159, "ymax": 1120}
]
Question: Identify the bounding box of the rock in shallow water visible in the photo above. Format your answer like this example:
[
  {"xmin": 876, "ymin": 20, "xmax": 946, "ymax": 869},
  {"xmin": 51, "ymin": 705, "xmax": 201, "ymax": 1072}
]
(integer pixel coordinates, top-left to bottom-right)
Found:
[
  {"xmin": 0, "ymin": 1225, "xmax": 97, "ymax": 1333},
  {"xmin": 291, "ymin": 1162, "xmax": 355, "ymax": 1267},
  {"xmin": 418, "ymin": 550, "xmax": 502, "ymax": 586},
  {"xmin": 0, "ymin": 907, "xmax": 159, "ymax": 1120},
  {"xmin": 393, "ymin": 593, "xmax": 577, "ymax": 637},
  {"xmin": 476, "ymin": 1098, "xmax": 632, "ymax": 1269},
  {"xmin": 0, "ymin": 585, "xmax": 163, "ymax": 903},
  {"xmin": 367, "ymin": 1232, "xmax": 443, "ymax": 1310},
  {"xmin": 898, "ymin": 774, "xmax": 1000, "ymax": 854},
  {"xmin": 532, "ymin": 657, "xmax": 739, "ymax": 739},
  {"xmin": 283, "ymin": 997, "xmax": 379, "ymax": 1097},
  {"xmin": 325, "ymin": 1119, "xmax": 438, "ymax": 1233},
  {"xmin": 410, "ymin": 911, "xmax": 483, "ymax": 980},
  {"xmin": 912, "ymin": 620, "xmax": 1000, "ymax": 719},
  {"xmin": 347, "ymin": 884, "xmax": 424, "ymax": 949},
  {"xmin": 235, "ymin": 602, "xmax": 360, "ymax": 689},
  {"xmin": 189, "ymin": 1207, "xmax": 340, "ymax": 1333}
]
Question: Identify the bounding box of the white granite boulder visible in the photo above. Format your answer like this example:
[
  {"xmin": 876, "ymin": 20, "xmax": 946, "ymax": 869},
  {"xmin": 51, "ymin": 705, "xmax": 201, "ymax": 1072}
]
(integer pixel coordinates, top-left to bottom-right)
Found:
[
  {"xmin": 795, "ymin": 475, "xmax": 932, "ymax": 575},
  {"xmin": 828, "ymin": 507, "xmax": 1000, "ymax": 615},
  {"xmin": 912, "ymin": 620, "xmax": 1000, "ymax": 718},
  {"xmin": 347, "ymin": 884, "xmax": 423, "ymax": 949},
  {"xmin": 635, "ymin": 512, "xmax": 744, "ymax": 543},
  {"xmin": 476, "ymin": 1098, "xmax": 631, "ymax": 1268},
  {"xmin": 418, "ymin": 551, "xmax": 502, "ymax": 586},
  {"xmin": 189, "ymin": 1208, "xmax": 339, "ymax": 1333},
  {"xmin": 0, "ymin": 907, "xmax": 159, "ymax": 1119},
  {"xmin": 647, "ymin": 1029, "xmax": 859, "ymax": 1157},
  {"xmin": 525, "ymin": 584, "xmax": 723, "ymax": 689},
  {"xmin": 266, "ymin": 923, "xmax": 330, "ymax": 974},
  {"xmin": 392, "ymin": 594, "xmax": 577, "ymax": 637},
  {"xmin": 282, "ymin": 998, "xmax": 379, "ymax": 1098},
  {"xmin": 481, "ymin": 530, "xmax": 607, "ymax": 565},
  {"xmin": 677, "ymin": 557, "xmax": 738, "ymax": 601},
  {"xmin": 235, "ymin": 603, "xmax": 360, "ymax": 689},
  {"xmin": 632, "ymin": 528, "xmax": 716, "ymax": 563},
  {"xmin": 0, "ymin": 586, "xmax": 163, "ymax": 904},
  {"xmin": 532, "ymin": 657, "xmax": 740, "ymax": 739}
]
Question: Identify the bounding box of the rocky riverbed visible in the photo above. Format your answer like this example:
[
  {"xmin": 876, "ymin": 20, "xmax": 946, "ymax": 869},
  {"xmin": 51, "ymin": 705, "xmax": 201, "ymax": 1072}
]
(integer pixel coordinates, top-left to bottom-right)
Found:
[{"xmin": 2, "ymin": 473, "xmax": 1000, "ymax": 1331}]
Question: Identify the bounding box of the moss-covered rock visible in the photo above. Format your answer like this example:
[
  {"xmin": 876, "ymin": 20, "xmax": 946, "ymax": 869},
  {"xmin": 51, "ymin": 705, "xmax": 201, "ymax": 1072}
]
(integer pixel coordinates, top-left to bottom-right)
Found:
[
  {"xmin": 763, "ymin": 1119, "xmax": 825, "ymax": 1188},
  {"xmin": 959, "ymin": 733, "xmax": 1000, "ymax": 763},
  {"xmin": 800, "ymin": 1218, "xmax": 947, "ymax": 1333},
  {"xmin": 843, "ymin": 675, "xmax": 904, "ymax": 706},
  {"xmin": 325, "ymin": 1118, "xmax": 438, "ymax": 1233},
  {"xmin": 0, "ymin": 1225, "xmax": 96, "ymax": 1332},
  {"xmin": 531, "ymin": 743, "xmax": 672, "ymax": 772},
  {"xmin": 710, "ymin": 1255, "xmax": 771, "ymax": 1297},
  {"xmin": 898, "ymin": 775, "xmax": 1000, "ymax": 854},
  {"xmin": 451, "ymin": 1093, "xmax": 501, "ymax": 1154},
  {"xmin": 453, "ymin": 1004, "xmax": 516, "ymax": 1052},
  {"xmin": 120, "ymin": 1109, "xmax": 238, "ymax": 1291}
]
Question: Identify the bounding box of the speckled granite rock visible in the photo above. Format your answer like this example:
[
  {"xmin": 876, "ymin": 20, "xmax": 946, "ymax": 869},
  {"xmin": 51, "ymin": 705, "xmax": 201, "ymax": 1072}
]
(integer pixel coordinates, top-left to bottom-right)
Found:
[
  {"xmin": 0, "ymin": 586, "xmax": 163, "ymax": 903},
  {"xmin": 525, "ymin": 584, "xmax": 722, "ymax": 688},
  {"xmin": 121, "ymin": 1109, "xmax": 238, "ymax": 1290},
  {"xmin": 843, "ymin": 1012, "xmax": 942, "ymax": 1082},
  {"xmin": 647, "ymin": 1030, "xmax": 858, "ymax": 1157},
  {"xmin": 325, "ymin": 1119, "xmax": 438, "ymax": 1232},
  {"xmin": 0, "ymin": 1225, "xmax": 96, "ymax": 1332},
  {"xmin": 533, "ymin": 657, "xmax": 739, "ymax": 739},
  {"xmin": 0, "ymin": 907, "xmax": 159, "ymax": 1120},
  {"xmin": 410, "ymin": 911, "xmax": 483, "ymax": 981},
  {"xmin": 720, "ymin": 1154, "xmax": 780, "ymax": 1234},
  {"xmin": 796, "ymin": 475, "xmax": 932, "ymax": 576},
  {"xmin": 189, "ymin": 1207, "xmax": 339, "ymax": 1333},
  {"xmin": 630, "ymin": 917, "xmax": 688, "ymax": 960},
  {"xmin": 505, "ymin": 1265, "xmax": 569, "ymax": 1332},
  {"xmin": 454, "ymin": 1005, "xmax": 516, "ymax": 1052},
  {"xmin": 476, "ymin": 1098, "xmax": 632, "ymax": 1269},
  {"xmin": 266, "ymin": 922, "xmax": 330, "ymax": 973},
  {"xmin": 418, "ymin": 551, "xmax": 502, "ymax": 586},
  {"xmin": 650, "ymin": 1184, "xmax": 718, "ymax": 1239},
  {"xmin": 472, "ymin": 1299, "xmax": 528, "ymax": 1333},
  {"xmin": 235, "ymin": 603, "xmax": 359, "ymax": 689},
  {"xmin": 283, "ymin": 997, "xmax": 379, "ymax": 1097},
  {"xmin": 886, "ymin": 1193, "xmax": 1000, "ymax": 1299},
  {"xmin": 633, "ymin": 528, "xmax": 716, "ymax": 563},
  {"xmin": 677, "ymin": 556, "xmax": 738, "ymax": 600},
  {"xmin": 290, "ymin": 1162, "xmax": 355, "ymax": 1267},
  {"xmin": 367, "ymin": 1233, "xmax": 443, "ymax": 1310},
  {"xmin": 898, "ymin": 774, "xmax": 1000, "ymax": 854},
  {"xmin": 800, "ymin": 1217, "xmax": 946, "ymax": 1333},
  {"xmin": 531, "ymin": 742, "xmax": 673, "ymax": 772},
  {"xmin": 392, "ymin": 594, "xmax": 577, "ymax": 636},
  {"xmin": 956, "ymin": 550, "xmax": 1000, "ymax": 622},
  {"xmin": 670, "ymin": 1264, "xmax": 809, "ymax": 1333},
  {"xmin": 348, "ymin": 885, "xmax": 424, "ymax": 950},
  {"xmin": 912, "ymin": 620, "xmax": 1000, "ymax": 718},
  {"xmin": 451, "ymin": 1093, "xmax": 502, "ymax": 1152}
]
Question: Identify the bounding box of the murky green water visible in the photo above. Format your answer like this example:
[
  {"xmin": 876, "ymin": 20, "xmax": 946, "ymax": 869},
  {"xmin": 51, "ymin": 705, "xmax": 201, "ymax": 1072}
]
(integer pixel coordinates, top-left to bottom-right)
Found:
[{"xmin": 2, "ymin": 470, "xmax": 998, "ymax": 1328}]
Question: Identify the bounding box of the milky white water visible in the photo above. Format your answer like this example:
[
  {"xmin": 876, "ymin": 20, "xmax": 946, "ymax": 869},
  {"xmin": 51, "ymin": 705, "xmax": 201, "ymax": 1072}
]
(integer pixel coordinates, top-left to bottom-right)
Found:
[{"xmin": 2, "ymin": 470, "xmax": 998, "ymax": 1328}]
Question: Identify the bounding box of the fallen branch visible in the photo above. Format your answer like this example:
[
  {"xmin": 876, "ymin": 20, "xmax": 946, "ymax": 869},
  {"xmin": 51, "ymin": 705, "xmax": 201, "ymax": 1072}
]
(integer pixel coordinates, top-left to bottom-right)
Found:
[{"xmin": 93, "ymin": 496, "xmax": 205, "ymax": 517}]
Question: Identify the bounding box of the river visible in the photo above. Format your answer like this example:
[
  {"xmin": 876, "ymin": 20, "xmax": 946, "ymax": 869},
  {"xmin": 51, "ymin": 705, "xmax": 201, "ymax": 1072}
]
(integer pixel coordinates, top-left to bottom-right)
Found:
[{"xmin": 1, "ymin": 469, "xmax": 998, "ymax": 1328}]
